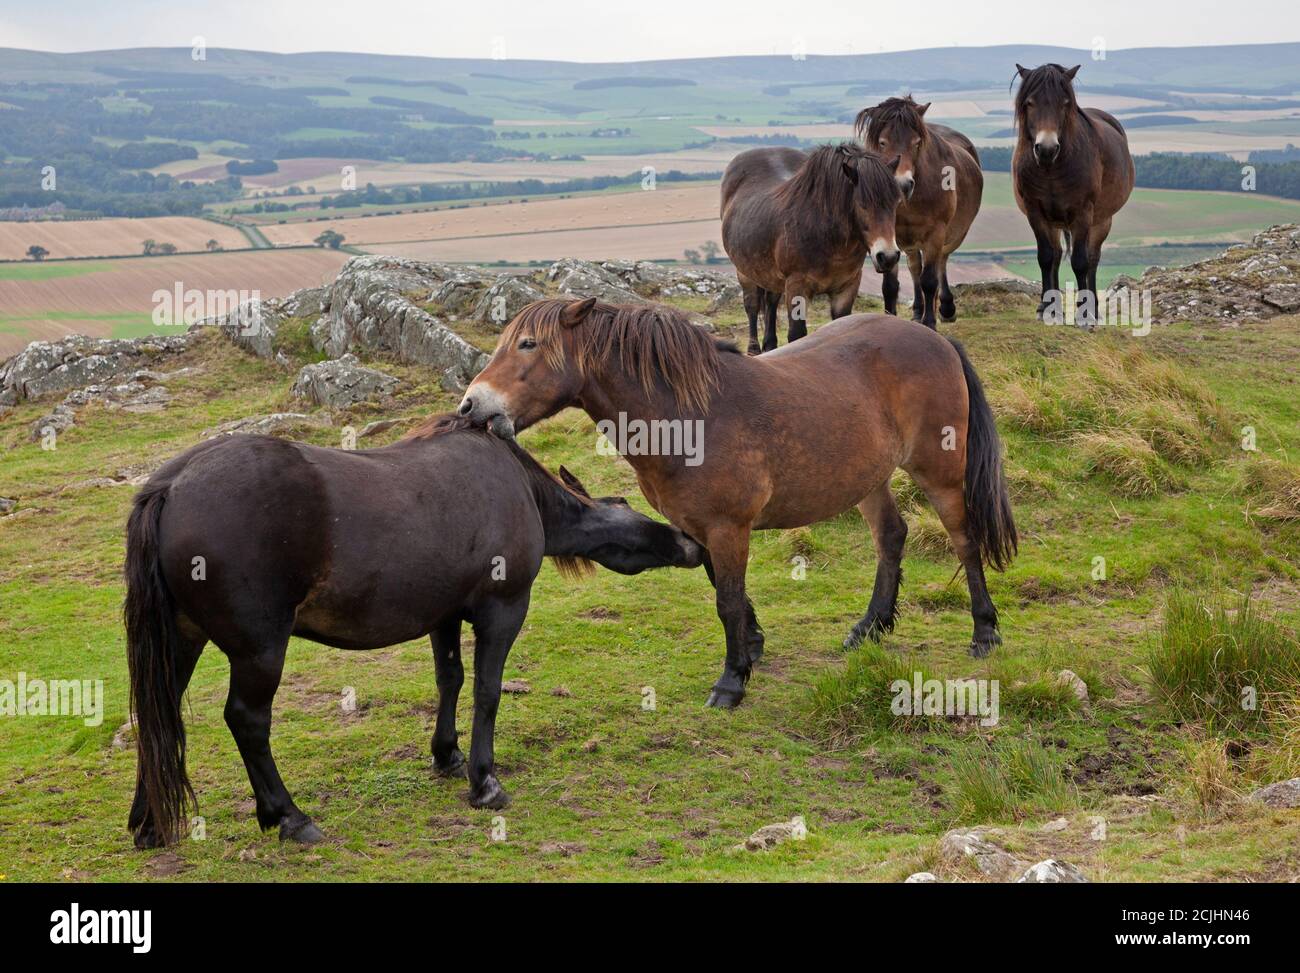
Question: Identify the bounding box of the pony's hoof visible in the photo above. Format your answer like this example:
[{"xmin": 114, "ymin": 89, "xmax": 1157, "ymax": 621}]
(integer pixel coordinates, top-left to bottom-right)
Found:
[
  {"xmin": 940, "ymin": 310, "xmax": 957, "ymax": 323},
  {"xmin": 747, "ymin": 343, "xmax": 761, "ymax": 356},
  {"xmin": 968, "ymin": 632, "xmax": 1003, "ymax": 659},
  {"xmin": 280, "ymin": 816, "xmax": 324, "ymax": 844},
  {"xmin": 469, "ymin": 776, "xmax": 510, "ymax": 810},
  {"xmin": 705, "ymin": 686, "xmax": 745, "ymax": 709},
  {"xmin": 434, "ymin": 748, "xmax": 467, "ymax": 778}
]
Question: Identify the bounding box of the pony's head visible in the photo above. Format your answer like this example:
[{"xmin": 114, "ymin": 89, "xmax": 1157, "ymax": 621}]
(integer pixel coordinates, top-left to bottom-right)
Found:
[
  {"xmin": 784, "ymin": 143, "xmax": 902, "ymax": 272},
  {"xmin": 1012, "ymin": 63, "xmax": 1083, "ymax": 167},
  {"xmin": 854, "ymin": 95, "xmax": 931, "ymax": 201},
  {"xmin": 458, "ymin": 298, "xmax": 725, "ymax": 439}
]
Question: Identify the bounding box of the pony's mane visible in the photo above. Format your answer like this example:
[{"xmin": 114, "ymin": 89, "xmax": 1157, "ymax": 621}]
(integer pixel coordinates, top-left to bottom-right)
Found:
[
  {"xmin": 402, "ymin": 412, "xmax": 595, "ymax": 578},
  {"xmin": 502, "ymin": 298, "xmax": 734, "ymax": 415},
  {"xmin": 774, "ymin": 142, "xmax": 900, "ymax": 230},
  {"xmin": 854, "ymin": 95, "xmax": 928, "ymax": 149},
  {"xmin": 1011, "ymin": 64, "xmax": 1089, "ymax": 135}
]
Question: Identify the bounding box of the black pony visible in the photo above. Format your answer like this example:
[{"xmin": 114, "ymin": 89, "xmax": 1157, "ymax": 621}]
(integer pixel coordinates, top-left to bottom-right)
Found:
[{"xmin": 125, "ymin": 415, "xmax": 701, "ymax": 848}]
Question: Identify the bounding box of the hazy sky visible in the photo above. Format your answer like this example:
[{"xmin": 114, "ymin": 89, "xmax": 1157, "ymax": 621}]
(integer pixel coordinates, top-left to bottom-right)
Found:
[{"xmin": 0, "ymin": 0, "xmax": 1296, "ymax": 61}]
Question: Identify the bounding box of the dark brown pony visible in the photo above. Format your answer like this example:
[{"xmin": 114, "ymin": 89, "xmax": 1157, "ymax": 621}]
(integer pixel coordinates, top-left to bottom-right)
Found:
[
  {"xmin": 459, "ymin": 298, "xmax": 1017, "ymax": 709},
  {"xmin": 124, "ymin": 416, "xmax": 700, "ymax": 848},
  {"xmin": 721, "ymin": 142, "xmax": 902, "ymax": 354},
  {"xmin": 1012, "ymin": 63, "xmax": 1135, "ymax": 326},
  {"xmin": 855, "ymin": 96, "xmax": 984, "ymax": 328}
]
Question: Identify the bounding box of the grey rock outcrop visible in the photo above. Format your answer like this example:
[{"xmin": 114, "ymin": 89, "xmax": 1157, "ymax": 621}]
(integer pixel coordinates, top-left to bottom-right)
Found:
[
  {"xmin": 291, "ymin": 355, "xmax": 399, "ymax": 408},
  {"xmin": 473, "ymin": 275, "xmax": 545, "ymax": 329},
  {"xmin": 1016, "ymin": 859, "xmax": 1089, "ymax": 883},
  {"xmin": 1, "ymin": 334, "xmax": 193, "ymax": 404}
]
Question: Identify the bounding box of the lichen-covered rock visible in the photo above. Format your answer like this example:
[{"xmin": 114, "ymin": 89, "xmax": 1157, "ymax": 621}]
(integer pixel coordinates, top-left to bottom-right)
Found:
[
  {"xmin": 1248, "ymin": 777, "xmax": 1300, "ymax": 809},
  {"xmin": 1016, "ymin": 859, "xmax": 1089, "ymax": 883},
  {"xmin": 546, "ymin": 257, "xmax": 645, "ymax": 304},
  {"xmin": 904, "ymin": 871, "xmax": 939, "ymax": 883},
  {"xmin": 202, "ymin": 413, "xmax": 331, "ymax": 439},
  {"xmin": 430, "ymin": 269, "xmax": 493, "ymax": 316},
  {"xmin": 321, "ymin": 255, "xmax": 489, "ymax": 386},
  {"xmin": 1112, "ymin": 223, "xmax": 1300, "ymax": 323},
  {"xmin": 291, "ymin": 354, "xmax": 399, "ymax": 408},
  {"xmin": 473, "ymin": 275, "xmax": 545, "ymax": 329},
  {"xmin": 0, "ymin": 334, "xmax": 194, "ymax": 403},
  {"xmin": 939, "ymin": 829, "xmax": 1021, "ymax": 878}
]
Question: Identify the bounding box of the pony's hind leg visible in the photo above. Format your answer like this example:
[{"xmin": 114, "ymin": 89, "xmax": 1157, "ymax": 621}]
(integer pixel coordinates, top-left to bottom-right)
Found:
[
  {"xmin": 430, "ymin": 617, "xmax": 466, "ymax": 777},
  {"xmin": 465, "ymin": 595, "xmax": 529, "ymax": 809},
  {"xmin": 221, "ymin": 634, "xmax": 322, "ymax": 843},
  {"xmin": 844, "ymin": 484, "xmax": 908, "ymax": 650},
  {"xmin": 783, "ymin": 278, "xmax": 809, "ymax": 345},
  {"xmin": 908, "ymin": 468, "xmax": 1001, "ymax": 658}
]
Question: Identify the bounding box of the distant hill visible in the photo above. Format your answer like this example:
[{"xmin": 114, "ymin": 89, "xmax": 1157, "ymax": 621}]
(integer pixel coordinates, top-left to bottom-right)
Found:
[{"xmin": 1, "ymin": 42, "xmax": 1298, "ymax": 89}]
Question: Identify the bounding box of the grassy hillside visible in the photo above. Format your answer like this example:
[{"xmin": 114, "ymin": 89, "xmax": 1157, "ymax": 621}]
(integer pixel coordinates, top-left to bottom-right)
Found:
[{"xmin": 1, "ymin": 292, "xmax": 1299, "ymax": 881}]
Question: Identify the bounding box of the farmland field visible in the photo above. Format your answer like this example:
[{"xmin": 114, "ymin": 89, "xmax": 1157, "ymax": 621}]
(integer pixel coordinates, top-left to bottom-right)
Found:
[
  {"xmin": 0, "ymin": 249, "xmax": 349, "ymax": 354},
  {"xmin": 0, "ymin": 217, "xmax": 250, "ymax": 260}
]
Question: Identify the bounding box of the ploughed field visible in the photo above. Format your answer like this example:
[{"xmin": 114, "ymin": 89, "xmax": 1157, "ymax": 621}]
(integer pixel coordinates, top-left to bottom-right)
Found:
[{"xmin": 1, "ymin": 286, "xmax": 1299, "ymax": 881}]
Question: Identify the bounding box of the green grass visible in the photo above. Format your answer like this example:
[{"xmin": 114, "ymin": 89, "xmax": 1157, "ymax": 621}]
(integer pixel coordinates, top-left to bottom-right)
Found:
[{"xmin": 2, "ymin": 298, "xmax": 1299, "ymax": 882}]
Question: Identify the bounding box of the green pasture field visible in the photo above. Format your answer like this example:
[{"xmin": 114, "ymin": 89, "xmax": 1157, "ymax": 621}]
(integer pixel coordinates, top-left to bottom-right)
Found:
[{"xmin": 1, "ymin": 286, "xmax": 1298, "ymax": 881}]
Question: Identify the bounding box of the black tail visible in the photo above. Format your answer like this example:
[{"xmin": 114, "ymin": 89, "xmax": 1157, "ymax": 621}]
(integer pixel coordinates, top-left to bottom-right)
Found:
[
  {"xmin": 949, "ymin": 338, "xmax": 1018, "ymax": 571},
  {"xmin": 124, "ymin": 482, "xmax": 194, "ymax": 847}
]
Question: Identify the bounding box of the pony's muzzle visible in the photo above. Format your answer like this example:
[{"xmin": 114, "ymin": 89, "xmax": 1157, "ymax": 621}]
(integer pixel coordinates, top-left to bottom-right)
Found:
[
  {"xmin": 1033, "ymin": 140, "xmax": 1060, "ymax": 166},
  {"xmin": 897, "ymin": 176, "xmax": 915, "ymax": 200},
  {"xmin": 457, "ymin": 389, "xmax": 516, "ymax": 440},
  {"xmin": 873, "ymin": 248, "xmax": 901, "ymax": 273}
]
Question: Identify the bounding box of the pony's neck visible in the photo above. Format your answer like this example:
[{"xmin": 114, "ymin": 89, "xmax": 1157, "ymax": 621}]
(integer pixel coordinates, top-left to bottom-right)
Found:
[{"xmin": 578, "ymin": 371, "xmax": 686, "ymax": 478}]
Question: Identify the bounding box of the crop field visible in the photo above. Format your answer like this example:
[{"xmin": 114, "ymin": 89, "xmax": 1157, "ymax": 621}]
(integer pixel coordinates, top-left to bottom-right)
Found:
[
  {"xmin": 0, "ymin": 217, "xmax": 249, "ymax": 261},
  {"xmin": 2, "ymin": 285, "xmax": 1299, "ymax": 881},
  {"xmin": 0, "ymin": 249, "xmax": 350, "ymax": 355}
]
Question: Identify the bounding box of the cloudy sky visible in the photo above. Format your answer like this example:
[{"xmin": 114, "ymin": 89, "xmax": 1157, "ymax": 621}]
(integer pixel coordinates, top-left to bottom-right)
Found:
[{"xmin": 0, "ymin": 0, "xmax": 1295, "ymax": 61}]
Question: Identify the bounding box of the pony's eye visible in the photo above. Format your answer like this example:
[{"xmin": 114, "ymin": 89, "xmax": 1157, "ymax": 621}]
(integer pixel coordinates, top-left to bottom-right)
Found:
[
  {"xmin": 518, "ymin": 337, "xmax": 537, "ymax": 350},
  {"xmin": 878, "ymin": 139, "xmax": 887, "ymax": 149},
  {"xmin": 1025, "ymin": 99, "xmax": 1034, "ymax": 107}
]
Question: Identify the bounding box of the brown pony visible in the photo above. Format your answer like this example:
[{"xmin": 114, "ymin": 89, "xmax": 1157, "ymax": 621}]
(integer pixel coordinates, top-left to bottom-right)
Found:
[
  {"xmin": 459, "ymin": 298, "xmax": 1018, "ymax": 709},
  {"xmin": 855, "ymin": 96, "xmax": 984, "ymax": 328},
  {"xmin": 1012, "ymin": 64, "xmax": 1135, "ymax": 326},
  {"xmin": 721, "ymin": 143, "xmax": 902, "ymax": 354}
]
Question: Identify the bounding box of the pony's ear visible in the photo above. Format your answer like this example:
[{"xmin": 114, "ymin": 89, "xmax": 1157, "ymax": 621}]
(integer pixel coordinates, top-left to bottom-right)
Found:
[
  {"xmin": 917, "ymin": 102, "xmax": 931, "ymax": 116},
  {"xmin": 1016, "ymin": 63, "xmax": 1030, "ymax": 78},
  {"xmin": 557, "ymin": 465, "xmax": 591, "ymax": 498},
  {"xmin": 560, "ymin": 297, "xmax": 596, "ymax": 327},
  {"xmin": 1065, "ymin": 64, "xmax": 1081, "ymax": 80},
  {"xmin": 841, "ymin": 159, "xmax": 860, "ymax": 184},
  {"xmin": 886, "ymin": 155, "xmax": 901, "ymax": 173}
]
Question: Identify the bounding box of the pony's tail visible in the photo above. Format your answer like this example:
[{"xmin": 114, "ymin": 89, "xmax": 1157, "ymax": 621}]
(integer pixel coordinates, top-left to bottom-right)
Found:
[
  {"xmin": 950, "ymin": 339, "xmax": 1018, "ymax": 571},
  {"xmin": 124, "ymin": 483, "xmax": 194, "ymax": 848}
]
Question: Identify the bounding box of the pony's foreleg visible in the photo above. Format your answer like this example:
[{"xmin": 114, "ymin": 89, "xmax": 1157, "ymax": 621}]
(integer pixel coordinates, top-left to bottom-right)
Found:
[
  {"xmin": 1069, "ymin": 220, "xmax": 1096, "ymax": 329},
  {"xmin": 903, "ymin": 251, "xmax": 923, "ymax": 321},
  {"xmin": 829, "ymin": 276, "xmax": 860, "ymax": 319},
  {"xmin": 883, "ymin": 260, "xmax": 903, "ymax": 317},
  {"xmin": 918, "ymin": 237, "xmax": 942, "ymax": 329},
  {"xmin": 223, "ymin": 638, "xmax": 322, "ymax": 843},
  {"xmin": 783, "ymin": 278, "xmax": 809, "ymax": 345},
  {"xmin": 763, "ymin": 290, "xmax": 780, "ymax": 350},
  {"xmin": 741, "ymin": 281, "xmax": 763, "ymax": 356},
  {"xmin": 937, "ymin": 250, "xmax": 957, "ymax": 323},
  {"xmin": 844, "ymin": 484, "xmax": 908, "ymax": 649},
  {"xmin": 465, "ymin": 595, "xmax": 528, "ymax": 809},
  {"xmin": 702, "ymin": 524, "xmax": 757, "ymax": 709},
  {"xmin": 1030, "ymin": 222, "xmax": 1058, "ymax": 320},
  {"xmin": 430, "ymin": 618, "xmax": 466, "ymax": 777},
  {"xmin": 1087, "ymin": 216, "xmax": 1112, "ymax": 315}
]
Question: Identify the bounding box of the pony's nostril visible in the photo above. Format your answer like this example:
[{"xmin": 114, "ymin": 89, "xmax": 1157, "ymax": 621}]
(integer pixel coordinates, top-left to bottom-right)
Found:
[{"xmin": 458, "ymin": 397, "xmax": 473, "ymax": 416}]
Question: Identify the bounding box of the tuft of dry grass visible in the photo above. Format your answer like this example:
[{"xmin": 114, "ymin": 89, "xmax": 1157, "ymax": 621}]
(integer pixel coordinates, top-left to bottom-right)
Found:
[
  {"xmin": 1182, "ymin": 738, "xmax": 1241, "ymax": 816},
  {"xmin": 990, "ymin": 342, "xmax": 1230, "ymax": 492},
  {"xmin": 1235, "ymin": 456, "xmax": 1300, "ymax": 521},
  {"xmin": 1074, "ymin": 430, "xmax": 1177, "ymax": 498}
]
